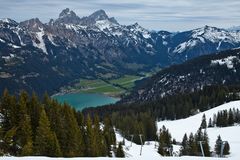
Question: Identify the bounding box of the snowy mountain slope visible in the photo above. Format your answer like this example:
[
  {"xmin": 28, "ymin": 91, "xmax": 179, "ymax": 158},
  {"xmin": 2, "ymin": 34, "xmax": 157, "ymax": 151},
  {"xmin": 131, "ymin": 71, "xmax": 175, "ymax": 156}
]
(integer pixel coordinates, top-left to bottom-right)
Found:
[
  {"xmin": 1, "ymin": 8, "xmax": 240, "ymax": 94},
  {"xmin": 158, "ymin": 100, "xmax": 240, "ymax": 159},
  {"xmin": 115, "ymin": 132, "xmax": 160, "ymax": 159}
]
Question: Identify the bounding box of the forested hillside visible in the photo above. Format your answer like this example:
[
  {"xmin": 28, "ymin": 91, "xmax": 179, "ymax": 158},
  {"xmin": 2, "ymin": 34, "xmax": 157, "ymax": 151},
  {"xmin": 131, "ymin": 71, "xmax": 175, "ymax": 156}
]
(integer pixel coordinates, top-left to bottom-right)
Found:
[
  {"xmin": 122, "ymin": 48, "xmax": 240, "ymax": 103},
  {"xmin": 83, "ymin": 85, "xmax": 240, "ymax": 144},
  {"xmin": 0, "ymin": 90, "xmax": 117, "ymax": 157}
]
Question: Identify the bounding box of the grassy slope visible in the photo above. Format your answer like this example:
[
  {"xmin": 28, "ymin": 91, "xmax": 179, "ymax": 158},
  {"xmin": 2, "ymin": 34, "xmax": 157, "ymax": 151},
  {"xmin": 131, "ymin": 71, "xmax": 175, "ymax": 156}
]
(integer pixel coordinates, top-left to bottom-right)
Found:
[{"xmin": 59, "ymin": 67, "xmax": 162, "ymax": 97}]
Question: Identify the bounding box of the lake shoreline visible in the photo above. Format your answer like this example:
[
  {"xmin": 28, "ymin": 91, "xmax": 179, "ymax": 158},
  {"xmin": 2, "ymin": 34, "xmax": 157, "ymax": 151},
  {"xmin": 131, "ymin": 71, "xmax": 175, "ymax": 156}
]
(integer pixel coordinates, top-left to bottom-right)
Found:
[
  {"xmin": 52, "ymin": 91, "xmax": 120, "ymax": 111},
  {"xmin": 51, "ymin": 88, "xmax": 122, "ymax": 99}
]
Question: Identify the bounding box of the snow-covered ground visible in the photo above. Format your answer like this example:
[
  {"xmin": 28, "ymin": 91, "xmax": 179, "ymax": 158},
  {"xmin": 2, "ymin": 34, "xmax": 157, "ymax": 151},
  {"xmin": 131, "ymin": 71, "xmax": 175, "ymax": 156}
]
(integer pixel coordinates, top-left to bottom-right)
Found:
[
  {"xmin": 1, "ymin": 101, "xmax": 240, "ymax": 160},
  {"xmin": 0, "ymin": 156, "xmax": 224, "ymax": 160},
  {"xmin": 158, "ymin": 100, "xmax": 240, "ymax": 160}
]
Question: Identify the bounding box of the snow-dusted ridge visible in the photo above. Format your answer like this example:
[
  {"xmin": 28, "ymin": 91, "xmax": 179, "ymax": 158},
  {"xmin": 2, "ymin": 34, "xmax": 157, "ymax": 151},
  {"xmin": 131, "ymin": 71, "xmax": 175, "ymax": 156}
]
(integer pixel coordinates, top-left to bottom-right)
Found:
[{"xmin": 173, "ymin": 26, "xmax": 240, "ymax": 55}]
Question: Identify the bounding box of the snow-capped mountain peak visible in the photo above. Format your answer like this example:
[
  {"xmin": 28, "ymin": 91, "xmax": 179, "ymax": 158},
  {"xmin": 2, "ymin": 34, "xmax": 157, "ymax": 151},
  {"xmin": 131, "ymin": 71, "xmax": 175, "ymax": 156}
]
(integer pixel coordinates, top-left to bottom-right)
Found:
[{"xmin": 191, "ymin": 25, "xmax": 240, "ymax": 43}]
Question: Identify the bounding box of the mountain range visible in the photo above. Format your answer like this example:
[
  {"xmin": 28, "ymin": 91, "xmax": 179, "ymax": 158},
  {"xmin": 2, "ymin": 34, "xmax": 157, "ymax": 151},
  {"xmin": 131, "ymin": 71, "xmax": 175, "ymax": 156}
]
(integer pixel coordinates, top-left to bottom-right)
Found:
[
  {"xmin": 121, "ymin": 48, "xmax": 240, "ymax": 103},
  {"xmin": 1, "ymin": 8, "xmax": 240, "ymax": 94}
]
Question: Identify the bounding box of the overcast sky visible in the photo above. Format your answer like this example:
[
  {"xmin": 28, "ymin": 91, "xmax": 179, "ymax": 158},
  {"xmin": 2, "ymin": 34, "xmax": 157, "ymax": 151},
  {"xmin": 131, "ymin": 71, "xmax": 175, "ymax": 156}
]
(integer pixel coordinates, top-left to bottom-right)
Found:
[{"xmin": 0, "ymin": 0, "xmax": 240, "ymax": 31}]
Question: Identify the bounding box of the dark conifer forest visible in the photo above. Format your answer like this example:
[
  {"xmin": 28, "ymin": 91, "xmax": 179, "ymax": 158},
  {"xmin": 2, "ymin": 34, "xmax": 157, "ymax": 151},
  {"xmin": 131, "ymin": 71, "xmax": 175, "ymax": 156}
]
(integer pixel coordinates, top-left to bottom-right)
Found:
[{"xmin": 0, "ymin": 89, "xmax": 116, "ymax": 157}]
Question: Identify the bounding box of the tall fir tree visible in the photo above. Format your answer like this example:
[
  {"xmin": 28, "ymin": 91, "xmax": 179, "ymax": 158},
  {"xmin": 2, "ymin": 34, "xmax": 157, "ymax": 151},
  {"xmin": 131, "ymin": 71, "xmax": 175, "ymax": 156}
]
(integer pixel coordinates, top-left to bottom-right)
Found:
[
  {"xmin": 181, "ymin": 133, "xmax": 189, "ymax": 155},
  {"xmin": 215, "ymin": 135, "xmax": 222, "ymax": 156},
  {"xmin": 200, "ymin": 114, "xmax": 207, "ymax": 129},
  {"xmin": 16, "ymin": 91, "xmax": 33, "ymax": 156},
  {"xmin": 103, "ymin": 116, "xmax": 116, "ymax": 157},
  {"xmin": 116, "ymin": 142, "xmax": 125, "ymax": 157},
  {"xmin": 34, "ymin": 108, "xmax": 60, "ymax": 156},
  {"xmin": 188, "ymin": 133, "xmax": 198, "ymax": 156},
  {"xmin": 208, "ymin": 118, "xmax": 213, "ymax": 128},
  {"xmin": 158, "ymin": 125, "xmax": 172, "ymax": 156},
  {"xmin": 223, "ymin": 141, "xmax": 230, "ymax": 155},
  {"xmin": 28, "ymin": 92, "xmax": 41, "ymax": 136},
  {"xmin": 203, "ymin": 129, "xmax": 211, "ymax": 157},
  {"xmin": 93, "ymin": 115, "xmax": 107, "ymax": 156},
  {"xmin": 228, "ymin": 109, "xmax": 234, "ymax": 126},
  {"xmin": 61, "ymin": 104, "xmax": 84, "ymax": 157},
  {"xmin": 85, "ymin": 114, "xmax": 96, "ymax": 157}
]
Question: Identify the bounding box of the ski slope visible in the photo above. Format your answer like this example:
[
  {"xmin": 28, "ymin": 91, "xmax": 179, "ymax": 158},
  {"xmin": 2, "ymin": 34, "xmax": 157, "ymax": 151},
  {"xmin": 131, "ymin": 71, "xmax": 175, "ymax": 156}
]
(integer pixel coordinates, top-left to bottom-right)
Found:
[
  {"xmin": 1, "ymin": 101, "xmax": 240, "ymax": 160},
  {"xmin": 158, "ymin": 100, "xmax": 240, "ymax": 160}
]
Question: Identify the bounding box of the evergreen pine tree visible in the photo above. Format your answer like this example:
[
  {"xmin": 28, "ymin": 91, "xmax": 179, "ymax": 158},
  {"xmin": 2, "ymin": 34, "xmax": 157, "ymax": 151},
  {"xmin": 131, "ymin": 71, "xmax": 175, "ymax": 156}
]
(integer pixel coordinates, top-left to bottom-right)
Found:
[
  {"xmin": 188, "ymin": 133, "xmax": 198, "ymax": 156},
  {"xmin": 208, "ymin": 118, "xmax": 213, "ymax": 128},
  {"xmin": 34, "ymin": 108, "xmax": 55, "ymax": 156},
  {"xmin": 223, "ymin": 141, "xmax": 230, "ymax": 155},
  {"xmin": 93, "ymin": 115, "xmax": 107, "ymax": 156},
  {"xmin": 49, "ymin": 132, "xmax": 62, "ymax": 157},
  {"xmin": 215, "ymin": 135, "xmax": 222, "ymax": 156},
  {"xmin": 203, "ymin": 129, "xmax": 211, "ymax": 157},
  {"xmin": 158, "ymin": 125, "xmax": 172, "ymax": 156},
  {"xmin": 1, "ymin": 89, "xmax": 14, "ymax": 132},
  {"xmin": 61, "ymin": 104, "xmax": 84, "ymax": 157},
  {"xmin": 200, "ymin": 114, "xmax": 207, "ymax": 129},
  {"xmin": 85, "ymin": 114, "xmax": 95, "ymax": 157},
  {"xmin": 103, "ymin": 116, "xmax": 116, "ymax": 157},
  {"xmin": 19, "ymin": 115, "xmax": 33, "ymax": 156},
  {"xmin": 181, "ymin": 133, "xmax": 189, "ymax": 155},
  {"xmin": 16, "ymin": 91, "xmax": 33, "ymax": 156},
  {"xmin": 228, "ymin": 109, "xmax": 234, "ymax": 126},
  {"xmin": 116, "ymin": 142, "xmax": 125, "ymax": 157},
  {"xmin": 28, "ymin": 92, "xmax": 41, "ymax": 136},
  {"xmin": 2, "ymin": 127, "xmax": 17, "ymax": 155}
]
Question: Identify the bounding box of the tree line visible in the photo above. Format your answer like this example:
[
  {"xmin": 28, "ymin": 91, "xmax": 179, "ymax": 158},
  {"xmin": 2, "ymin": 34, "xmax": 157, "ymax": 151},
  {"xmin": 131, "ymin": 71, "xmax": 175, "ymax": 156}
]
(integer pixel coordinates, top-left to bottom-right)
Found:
[
  {"xmin": 0, "ymin": 89, "xmax": 123, "ymax": 157},
  {"xmin": 180, "ymin": 129, "xmax": 230, "ymax": 157},
  {"xmin": 83, "ymin": 85, "xmax": 240, "ymax": 144},
  {"xmin": 208, "ymin": 108, "xmax": 240, "ymax": 128}
]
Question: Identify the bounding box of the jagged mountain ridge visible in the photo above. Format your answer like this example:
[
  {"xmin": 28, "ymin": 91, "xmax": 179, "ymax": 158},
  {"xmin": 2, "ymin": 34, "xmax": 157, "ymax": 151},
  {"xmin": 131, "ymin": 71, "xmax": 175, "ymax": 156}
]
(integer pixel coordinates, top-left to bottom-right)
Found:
[
  {"xmin": 121, "ymin": 48, "xmax": 240, "ymax": 103},
  {"xmin": 1, "ymin": 8, "xmax": 240, "ymax": 94}
]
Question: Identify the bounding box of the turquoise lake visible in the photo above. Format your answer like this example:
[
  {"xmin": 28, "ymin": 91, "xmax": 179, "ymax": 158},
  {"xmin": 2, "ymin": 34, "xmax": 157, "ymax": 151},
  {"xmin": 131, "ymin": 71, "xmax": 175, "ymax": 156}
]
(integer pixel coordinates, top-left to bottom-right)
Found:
[{"xmin": 53, "ymin": 93, "xmax": 120, "ymax": 110}]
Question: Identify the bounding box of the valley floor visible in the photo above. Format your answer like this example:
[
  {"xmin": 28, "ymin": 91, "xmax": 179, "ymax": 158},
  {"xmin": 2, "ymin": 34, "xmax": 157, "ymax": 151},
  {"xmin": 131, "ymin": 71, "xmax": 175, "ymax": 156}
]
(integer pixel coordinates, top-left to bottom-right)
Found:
[{"xmin": 1, "ymin": 101, "xmax": 240, "ymax": 160}]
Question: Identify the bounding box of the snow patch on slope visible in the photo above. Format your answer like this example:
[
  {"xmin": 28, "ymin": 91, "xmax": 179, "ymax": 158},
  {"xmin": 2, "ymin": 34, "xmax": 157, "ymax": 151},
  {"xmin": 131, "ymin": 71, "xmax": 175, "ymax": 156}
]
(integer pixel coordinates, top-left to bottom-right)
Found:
[
  {"xmin": 0, "ymin": 38, "xmax": 6, "ymax": 43},
  {"xmin": 7, "ymin": 43, "xmax": 21, "ymax": 48},
  {"xmin": 211, "ymin": 55, "xmax": 240, "ymax": 69},
  {"xmin": 13, "ymin": 28, "xmax": 26, "ymax": 46},
  {"xmin": 173, "ymin": 40, "xmax": 198, "ymax": 53},
  {"xmin": 32, "ymin": 28, "xmax": 48, "ymax": 54},
  {"xmin": 95, "ymin": 20, "xmax": 116, "ymax": 31}
]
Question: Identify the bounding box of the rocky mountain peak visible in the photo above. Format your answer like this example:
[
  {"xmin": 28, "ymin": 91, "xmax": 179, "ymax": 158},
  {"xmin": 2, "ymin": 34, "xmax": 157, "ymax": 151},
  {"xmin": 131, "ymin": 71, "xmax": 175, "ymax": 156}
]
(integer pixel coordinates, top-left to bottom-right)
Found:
[
  {"xmin": 59, "ymin": 8, "xmax": 77, "ymax": 18},
  {"xmin": 87, "ymin": 9, "xmax": 119, "ymax": 25},
  {"xmin": 88, "ymin": 9, "xmax": 109, "ymax": 21},
  {"xmin": 54, "ymin": 8, "xmax": 81, "ymax": 25},
  {"xmin": 19, "ymin": 18, "xmax": 44, "ymax": 32}
]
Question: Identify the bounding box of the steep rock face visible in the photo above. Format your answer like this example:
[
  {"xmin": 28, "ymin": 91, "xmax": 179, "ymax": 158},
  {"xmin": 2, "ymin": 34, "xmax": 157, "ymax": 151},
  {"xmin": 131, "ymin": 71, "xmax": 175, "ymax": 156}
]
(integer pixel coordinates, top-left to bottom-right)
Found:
[
  {"xmin": 0, "ymin": 8, "xmax": 240, "ymax": 95},
  {"xmin": 121, "ymin": 48, "xmax": 240, "ymax": 103}
]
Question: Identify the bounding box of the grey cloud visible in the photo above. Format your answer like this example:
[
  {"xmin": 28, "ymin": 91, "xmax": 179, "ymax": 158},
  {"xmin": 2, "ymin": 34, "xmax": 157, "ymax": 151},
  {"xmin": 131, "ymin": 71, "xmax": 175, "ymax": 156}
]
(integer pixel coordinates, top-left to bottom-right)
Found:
[{"xmin": 0, "ymin": 0, "xmax": 239, "ymax": 31}]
